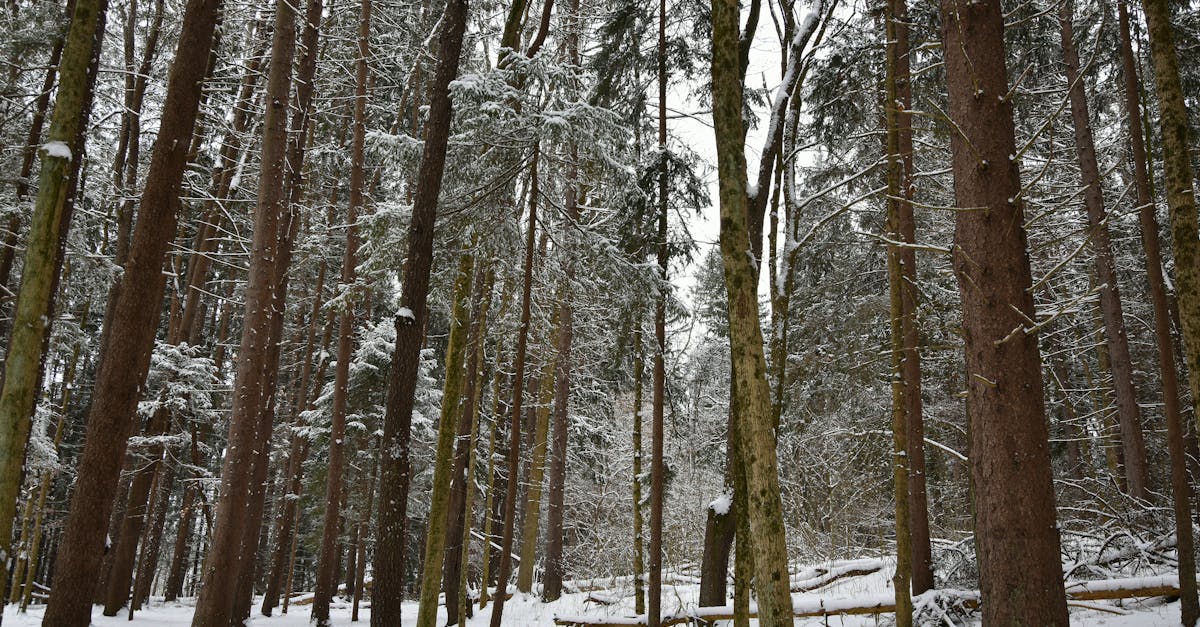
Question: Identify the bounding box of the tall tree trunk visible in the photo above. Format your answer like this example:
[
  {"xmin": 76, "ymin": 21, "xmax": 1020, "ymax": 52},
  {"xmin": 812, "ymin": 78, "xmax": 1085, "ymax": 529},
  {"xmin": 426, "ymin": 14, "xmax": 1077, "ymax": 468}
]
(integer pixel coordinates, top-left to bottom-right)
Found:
[
  {"xmin": 444, "ymin": 262, "xmax": 494, "ymax": 624},
  {"xmin": 0, "ymin": 0, "xmax": 106, "ymax": 583},
  {"xmin": 883, "ymin": 0, "xmax": 912, "ymax": 621},
  {"xmin": 516, "ymin": 339, "xmax": 556, "ymax": 592},
  {"xmin": 478, "ymin": 383, "xmax": 503, "ymax": 608},
  {"xmin": 39, "ymin": 0, "xmax": 222, "ymax": 620},
  {"xmin": 630, "ymin": 331, "xmax": 648, "ymax": 614},
  {"xmin": 1118, "ymin": 0, "xmax": 1198, "ymax": 621},
  {"xmin": 489, "ymin": 153, "xmax": 540, "ymax": 627},
  {"xmin": 0, "ymin": 32, "xmax": 65, "ymax": 331},
  {"xmin": 541, "ymin": 139, "xmax": 580, "ymax": 604},
  {"xmin": 131, "ymin": 462, "xmax": 175, "ymax": 611},
  {"xmin": 190, "ymin": 0, "xmax": 295, "ymax": 621},
  {"xmin": 372, "ymin": 0, "xmax": 470, "ymax": 620},
  {"xmin": 352, "ymin": 435, "xmax": 380, "ymax": 621},
  {"xmin": 415, "ymin": 249, "xmax": 475, "ymax": 627},
  {"xmin": 647, "ymin": 0, "xmax": 668, "ymax": 620},
  {"xmin": 711, "ymin": 0, "xmax": 794, "ymax": 625},
  {"xmin": 938, "ymin": 0, "xmax": 1068, "ymax": 623},
  {"xmin": 888, "ymin": 0, "xmax": 933, "ymax": 595},
  {"xmin": 312, "ymin": 0, "xmax": 367, "ymax": 621},
  {"xmin": 1059, "ymin": 0, "xmax": 1149, "ymax": 500},
  {"xmin": 103, "ymin": 405, "xmax": 172, "ymax": 615}
]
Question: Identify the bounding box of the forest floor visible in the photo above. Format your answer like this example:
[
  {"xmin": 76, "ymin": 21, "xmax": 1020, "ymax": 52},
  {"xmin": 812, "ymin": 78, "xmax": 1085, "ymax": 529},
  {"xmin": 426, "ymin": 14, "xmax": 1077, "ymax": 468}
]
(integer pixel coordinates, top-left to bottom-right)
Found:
[{"xmin": 1, "ymin": 560, "xmax": 1184, "ymax": 625}]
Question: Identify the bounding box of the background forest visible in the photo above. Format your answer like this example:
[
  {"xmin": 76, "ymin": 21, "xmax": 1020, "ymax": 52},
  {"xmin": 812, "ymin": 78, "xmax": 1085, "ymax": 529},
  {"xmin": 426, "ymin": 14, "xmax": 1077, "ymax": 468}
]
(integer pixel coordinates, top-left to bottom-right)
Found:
[{"xmin": 1, "ymin": 0, "xmax": 1200, "ymax": 624}]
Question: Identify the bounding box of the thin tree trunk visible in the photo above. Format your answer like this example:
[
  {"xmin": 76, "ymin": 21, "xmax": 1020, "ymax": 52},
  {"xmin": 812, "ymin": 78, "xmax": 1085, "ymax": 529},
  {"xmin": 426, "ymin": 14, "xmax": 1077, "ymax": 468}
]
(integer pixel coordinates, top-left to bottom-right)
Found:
[
  {"xmin": 352, "ymin": 435, "xmax": 380, "ymax": 622},
  {"xmin": 489, "ymin": 153, "xmax": 540, "ymax": 627},
  {"xmin": 630, "ymin": 332, "xmax": 648, "ymax": 614},
  {"xmin": 541, "ymin": 167, "xmax": 580, "ymax": 604},
  {"xmin": 647, "ymin": 0, "xmax": 668, "ymax": 620},
  {"xmin": 444, "ymin": 262, "xmax": 494, "ymax": 624},
  {"xmin": 1059, "ymin": 0, "xmax": 1149, "ymax": 500},
  {"xmin": 938, "ymin": 0, "xmax": 1069, "ymax": 623},
  {"xmin": 478, "ymin": 384, "xmax": 503, "ymax": 608},
  {"xmin": 372, "ymin": 0, "xmax": 469, "ymax": 620},
  {"xmin": 416, "ymin": 249, "xmax": 475, "ymax": 627},
  {"xmin": 888, "ymin": 0, "xmax": 933, "ymax": 595},
  {"xmin": 103, "ymin": 404, "xmax": 172, "ymax": 615},
  {"xmin": 312, "ymin": 0, "xmax": 367, "ymax": 620}
]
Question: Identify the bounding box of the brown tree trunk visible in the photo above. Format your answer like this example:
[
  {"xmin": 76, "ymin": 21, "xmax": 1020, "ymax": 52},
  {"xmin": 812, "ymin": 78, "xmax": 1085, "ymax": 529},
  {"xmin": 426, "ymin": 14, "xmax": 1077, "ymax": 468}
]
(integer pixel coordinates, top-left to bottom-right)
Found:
[
  {"xmin": 938, "ymin": 0, "xmax": 1068, "ymax": 623},
  {"xmin": 888, "ymin": 0, "xmax": 933, "ymax": 595},
  {"xmin": 190, "ymin": 0, "xmax": 295, "ymax": 621},
  {"xmin": 312, "ymin": 0, "xmax": 367, "ymax": 621},
  {"xmin": 1133, "ymin": 0, "xmax": 1200, "ymax": 622},
  {"xmin": 542, "ymin": 185, "xmax": 579, "ymax": 604},
  {"xmin": 131, "ymin": 462, "xmax": 175, "ymax": 611},
  {"xmin": 372, "ymin": 0, "xmax": 469, "ymax": 620},
  {"xmin": 1059, "ymin": 0, "xmax": 1149, "ymax": 500},
  {"xmin": 647, "ymin": 0, "xmax": 668, "ymax": 621},
  {"xmin": 40, "ymin": 0, "xmax": 222, "ymax": 621},
  {"xmin": 102, "ymin": 404, "xmax": 172, "ymax": 615},
  {"xmin": 489, "ymin": 153, "xmax": 540, "ymax": 627},
  {"xmin": 444, "ymin": 262, "xmax": 494, "ymax": 623},
  {"xmin": 352, "ymin": 436, "xmax": 380, "ymax": 621}
]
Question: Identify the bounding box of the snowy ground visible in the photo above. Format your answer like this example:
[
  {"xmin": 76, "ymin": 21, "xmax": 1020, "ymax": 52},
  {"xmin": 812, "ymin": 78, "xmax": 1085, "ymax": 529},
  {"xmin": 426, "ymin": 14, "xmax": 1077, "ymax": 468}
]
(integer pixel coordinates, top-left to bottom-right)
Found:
[{"xmin": 2, "ymin": 561, "xmax": 1184, "ymax": 625}]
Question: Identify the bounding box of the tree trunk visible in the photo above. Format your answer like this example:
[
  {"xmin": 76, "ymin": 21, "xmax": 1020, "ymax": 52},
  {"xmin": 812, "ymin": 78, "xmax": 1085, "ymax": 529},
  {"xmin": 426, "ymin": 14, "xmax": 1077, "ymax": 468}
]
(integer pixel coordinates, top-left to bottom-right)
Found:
[
  {"xmin": 444, "ymin": 262, "xmax": 494, "ymax": 624},
  {"xmin": 190, "ymin": 0, "xmax": 295, "ymax": 621},
  {"xmin": 372, "ymin": 0, "xmax": 469, "ymax": 620},
  {"xmin": 0, "ymin": 0, "xmax": 107, "ymax": 582},
  {"xmin": 0, "ymin": 32, "xmax": 65, "ymax": 330},
  {"xmin": 312, "ymin": 0, "xmax": 367, "ymax": 621},
  {"xmin": 647, "ymin": 0, "xmax": 668, "ymax": 620},
  {"xmin": 103, "ymin": 405, "xmax": 172, "ymax": 615},
  {"xmin": 711, "ymin": 0, "xmax": 795, "ymax": 624},
  {"xmin": 883, "ymin": 1, "xmax": 912, "ymax": 620},
  {"xmin": 887, "ymin": 0, "xmax": 933, "ymax": 595},
  {"xmin": 542, "ymin": 191, "xmax": 579, "ymax": 604},
  {"xmin": 39, "ymin": 0, "xmax": 221, "ymax": 620},
  {"xmin": 630, "ymin": 332, "xmax": 648, "ymax": 614},
  {"xmin": 938, "ymin": 0, "xmax": 1069, "ymax": 623},
  {"xmin": 1136, "ymin": 0, "xmax": 1200, "ymax": 622},
  {"xmin": 415, "ymin": 249, "xmax": 475, "ymax": 627},
  {"xmin": 1059, "ymin": 0, "xmax": 1149, "ymax": 500},
  {"xmin": 489, "ymin": 153, "xmax": 540, "ymax": 627},
  {"xmin": 352, "ymin": 436, "xmax": 380, "ymax": 621}
]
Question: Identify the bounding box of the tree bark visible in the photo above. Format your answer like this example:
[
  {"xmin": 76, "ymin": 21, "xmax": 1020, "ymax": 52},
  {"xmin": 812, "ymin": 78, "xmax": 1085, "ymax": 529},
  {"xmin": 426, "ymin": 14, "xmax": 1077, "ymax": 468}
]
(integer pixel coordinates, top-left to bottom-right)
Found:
[
  {"xmin": 883, "ymin": 0, "xmax": 912, "ymax": 620},
  {"xmin": 444, "ymin": 262, "xmax": 493, "ymax": 624},
  {"xmin": 1059, "ymin": 0, "xmax": 1149, "ymax": 500},
  {"xmin": 1117, "ymin": 0, "xmax": 1198, "ymax": 621},
  {"xmin": 711, "ymin": 0, "xmax": 795, "ymax": 624},
  {"xmin": 312, "ymin": 0, "xmax": 367, "ymax": 622},
  {"xmin": 372, "ymin": 0, "xmax": 469, "ymax": 620},
  {"xmin": 415, "ymin": 249, "xmax": 474, "ymax": 627},
  {"xmin": 938, "ymin": 0, "xmax": 1069, "ymax": 623},
  {"xmin": 0, "ymin": 0, "xmax": 106, "ymax": 585},
  {"xmin": 39, "ymin": 0, "xmax": 221, "ymax": 620},
  {"xmin": 489, "ymin": 153, "xmax": 540, "ymax": 627},
  {"xmin": 190, "ymin": 0, "xmax": 295, "ymax": 621},
  {"xmin": 647, "ymin": 0, "xmax": 668, "ymax": 620}
]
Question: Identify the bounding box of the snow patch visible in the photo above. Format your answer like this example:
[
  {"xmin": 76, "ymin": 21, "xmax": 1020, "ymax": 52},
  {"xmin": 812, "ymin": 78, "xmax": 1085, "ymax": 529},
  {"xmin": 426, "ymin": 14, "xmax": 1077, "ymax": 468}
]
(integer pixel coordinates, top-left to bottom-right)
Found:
[
  {"xmin": 708, "ymin": 491, "xmax": 732, "ymax": 516},
  {"xmin": 42, "ymin": 141, "xmax": 71, "ymax": 161}
]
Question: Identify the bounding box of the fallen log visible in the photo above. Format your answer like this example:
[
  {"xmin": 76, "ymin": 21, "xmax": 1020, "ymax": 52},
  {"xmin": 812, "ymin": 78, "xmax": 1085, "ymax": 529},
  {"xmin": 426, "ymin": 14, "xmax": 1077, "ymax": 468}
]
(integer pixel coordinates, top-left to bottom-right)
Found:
[{"xmin": 553, "ymin": 575, "xmax": 1186, "ymax": 627}]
